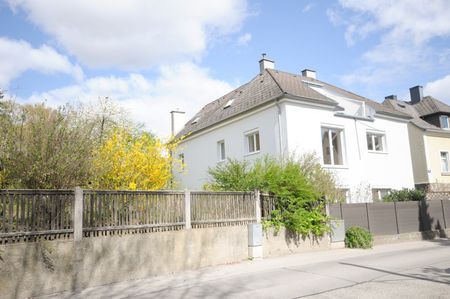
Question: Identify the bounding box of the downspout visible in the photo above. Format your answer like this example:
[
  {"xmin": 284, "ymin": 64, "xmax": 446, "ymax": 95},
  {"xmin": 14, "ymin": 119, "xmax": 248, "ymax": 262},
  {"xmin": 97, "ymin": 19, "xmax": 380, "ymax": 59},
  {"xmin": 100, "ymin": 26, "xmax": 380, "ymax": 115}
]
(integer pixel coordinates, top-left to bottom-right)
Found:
[
  {"xmin": 276, "ymin": 99, "xmax": 284, "ymax": 158},
  {"xmin": 354, "ymin": 118, "xmax": 361, "ymax": 160}
]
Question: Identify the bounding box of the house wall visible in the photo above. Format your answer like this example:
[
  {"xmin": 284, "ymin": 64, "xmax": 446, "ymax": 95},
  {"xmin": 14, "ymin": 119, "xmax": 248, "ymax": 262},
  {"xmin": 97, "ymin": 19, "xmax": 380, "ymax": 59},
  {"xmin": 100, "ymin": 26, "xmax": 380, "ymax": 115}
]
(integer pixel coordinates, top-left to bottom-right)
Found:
[
  {"xmin": 175, "ymin": 105, "xmax": 281, "ymax": 190},
  {"xmin": 424, "ymin": 132, "xmax": 450, "ymax": 184},
  {"xmin": 284, "ymin": 100, "xmax": 415, "ymax": 202},
  {"xmin": 407, "ymin": 124, "xmax": 429, "ymax": 185}
]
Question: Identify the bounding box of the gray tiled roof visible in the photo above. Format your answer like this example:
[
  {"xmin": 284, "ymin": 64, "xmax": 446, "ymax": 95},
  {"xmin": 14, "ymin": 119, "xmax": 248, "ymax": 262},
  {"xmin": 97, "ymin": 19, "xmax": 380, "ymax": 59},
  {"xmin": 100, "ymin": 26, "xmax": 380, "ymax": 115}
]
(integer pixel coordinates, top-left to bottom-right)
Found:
[
  {"xmin": 177, "ymin": 69, "xmax": 409, "ymax": 138},
  {"xmin": 412, "ymin": 96, "xmax": 450, "ymax": 117},
  {"xmin": 383, "ymin": 97, "xmax": 450, "ymax": 131}
]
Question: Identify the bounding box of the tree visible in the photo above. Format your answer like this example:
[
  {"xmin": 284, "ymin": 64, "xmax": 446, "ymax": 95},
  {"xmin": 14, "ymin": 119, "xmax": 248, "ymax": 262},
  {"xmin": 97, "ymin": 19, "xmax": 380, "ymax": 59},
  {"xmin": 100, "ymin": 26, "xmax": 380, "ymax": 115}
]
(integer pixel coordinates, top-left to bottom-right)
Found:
[
  {"xmin": 92, "ymin": 128, "xmax": 177, "ymax": 190},
  {"xmin": 0, "ymin": 101, "xmax": 96, "ymax": 188}
]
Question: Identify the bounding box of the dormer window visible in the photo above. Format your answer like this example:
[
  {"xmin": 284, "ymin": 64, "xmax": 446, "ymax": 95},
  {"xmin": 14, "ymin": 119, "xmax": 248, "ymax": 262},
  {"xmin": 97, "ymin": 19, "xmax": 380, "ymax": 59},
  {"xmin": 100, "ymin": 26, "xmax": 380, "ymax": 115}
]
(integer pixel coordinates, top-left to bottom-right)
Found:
[
  {"xmin": 224, "ymin": 99, "xmax": 234, "ymax": 109},
  {"xmin": 191, "ymin": 117, "xmax": 200, "ymax": 124},
  {"xmin": 439, "ymin": 115, "xmax": 449, "ymax": 129}
]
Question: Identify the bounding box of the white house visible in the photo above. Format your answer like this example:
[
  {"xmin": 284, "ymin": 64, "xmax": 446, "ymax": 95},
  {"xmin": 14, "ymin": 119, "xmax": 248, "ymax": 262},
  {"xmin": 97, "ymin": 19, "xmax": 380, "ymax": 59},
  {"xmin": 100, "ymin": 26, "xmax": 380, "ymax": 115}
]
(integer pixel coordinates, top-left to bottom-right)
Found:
[{"xmin": 174, "ymin": 57, "xmax": 415, "ymax": 202}]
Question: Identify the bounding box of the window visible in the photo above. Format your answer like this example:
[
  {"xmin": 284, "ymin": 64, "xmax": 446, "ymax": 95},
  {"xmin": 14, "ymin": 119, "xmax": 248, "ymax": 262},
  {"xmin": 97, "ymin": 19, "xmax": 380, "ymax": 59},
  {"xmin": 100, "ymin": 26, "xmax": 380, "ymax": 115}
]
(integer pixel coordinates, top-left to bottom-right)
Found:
[
  {"xmin": 217, "ymin": 140, "xmax": 226, "ymax": 161},
  {"xmin": 439, "ymin": 115, "xmax": 449, "ymax": 129},
  {"xmin": 191, "ymin": 117, "xmax": 200, "ymax": 124},
  {"xmin": 366, "ymin": 132, "xmax": 385, "ymax": 152},
  {"xmin": 321, "ymin": 127, "xmax": 344, "ymax": 165},
  {"xmin": 246, "ymin": 131, "xmax": 260, "ymax": 153},
  {"xmin": 372, "ymin": 188, "xmax": 391, "ymax": 202},
  {"xmin": 441, "ymin": 151, "xmax": 449, "ymax": 173},
  {"xmin": 224, "ymin": 98, "xmax": 234, "ymax": 109},
  {"xmin": 178, "ymin": 154, "xmax": 185, "ymax": 169}
]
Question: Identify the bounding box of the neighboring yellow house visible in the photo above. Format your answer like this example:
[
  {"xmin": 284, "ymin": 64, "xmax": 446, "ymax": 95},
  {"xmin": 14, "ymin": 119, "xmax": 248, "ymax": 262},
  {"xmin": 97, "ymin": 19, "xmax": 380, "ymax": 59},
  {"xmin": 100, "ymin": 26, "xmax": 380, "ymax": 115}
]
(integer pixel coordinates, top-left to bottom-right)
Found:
[{"xmin": 384, "ymin": 86, "xmax": 450, "ymax": 191}]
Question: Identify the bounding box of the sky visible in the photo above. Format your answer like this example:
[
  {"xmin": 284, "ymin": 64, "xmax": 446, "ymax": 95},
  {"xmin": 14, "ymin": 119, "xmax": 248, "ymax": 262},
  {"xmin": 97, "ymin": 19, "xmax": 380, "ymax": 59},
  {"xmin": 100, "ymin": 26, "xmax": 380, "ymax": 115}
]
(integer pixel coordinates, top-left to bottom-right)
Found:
[{"xmin": 1, "ymin": 0, "xmax": 450, "ymax": 137}]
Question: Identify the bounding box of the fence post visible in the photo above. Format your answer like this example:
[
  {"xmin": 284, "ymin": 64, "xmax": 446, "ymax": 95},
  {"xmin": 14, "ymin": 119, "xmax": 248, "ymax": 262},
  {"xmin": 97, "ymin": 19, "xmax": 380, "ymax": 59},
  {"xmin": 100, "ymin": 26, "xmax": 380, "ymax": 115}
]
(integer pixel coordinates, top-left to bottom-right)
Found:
[
  {"xmin": 74, "ymin": 187, "xmax": 83, "ymax": 242},
  {"xmin": 394, "ymin": 202, "xmax": 400, "ymax": 234},
  {"xmin": 184, "ymin": 189, "xmax": 191, "ymax": 229},
  {"xmin": 365, "ymin": 203, "xmax": 371, "ymax": 232},
  {"xmin": 254, "ymin": 189, "xmax": 261, "ymax": 224}
]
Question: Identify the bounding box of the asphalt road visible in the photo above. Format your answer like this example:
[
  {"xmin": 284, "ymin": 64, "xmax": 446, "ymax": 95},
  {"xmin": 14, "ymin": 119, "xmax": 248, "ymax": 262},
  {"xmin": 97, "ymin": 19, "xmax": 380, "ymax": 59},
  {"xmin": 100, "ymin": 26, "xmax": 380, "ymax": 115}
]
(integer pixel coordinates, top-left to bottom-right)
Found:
[{"xmin": 41, "ymin": 239, "xmax": 450, "ymax": 299}]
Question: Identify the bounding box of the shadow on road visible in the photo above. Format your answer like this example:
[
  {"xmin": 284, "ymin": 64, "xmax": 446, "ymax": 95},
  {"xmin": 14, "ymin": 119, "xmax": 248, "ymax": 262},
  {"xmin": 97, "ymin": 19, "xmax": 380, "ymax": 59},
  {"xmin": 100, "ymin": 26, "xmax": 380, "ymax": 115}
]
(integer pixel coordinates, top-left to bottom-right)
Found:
[{"xmin": 340, "ymin": 262, "xmax": 450, "ymax": 285}]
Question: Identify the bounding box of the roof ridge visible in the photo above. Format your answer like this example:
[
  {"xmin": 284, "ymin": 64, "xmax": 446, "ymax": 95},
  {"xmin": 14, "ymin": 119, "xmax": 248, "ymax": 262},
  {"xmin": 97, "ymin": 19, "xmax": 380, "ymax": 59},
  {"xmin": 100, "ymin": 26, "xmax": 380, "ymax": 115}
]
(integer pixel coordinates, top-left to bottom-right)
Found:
[{"xmin": 265, "ymin": 69, "xmax": 285, "ymax": 94}]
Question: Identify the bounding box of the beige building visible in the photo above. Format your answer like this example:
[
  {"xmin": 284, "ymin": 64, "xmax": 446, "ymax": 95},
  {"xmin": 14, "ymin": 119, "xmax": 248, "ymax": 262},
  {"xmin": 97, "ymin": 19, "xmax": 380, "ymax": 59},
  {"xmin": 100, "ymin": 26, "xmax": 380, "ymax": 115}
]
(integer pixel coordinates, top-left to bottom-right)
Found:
[{"xmin": 384, "ymin": 86, "xmax": 450, "ymax": 191}]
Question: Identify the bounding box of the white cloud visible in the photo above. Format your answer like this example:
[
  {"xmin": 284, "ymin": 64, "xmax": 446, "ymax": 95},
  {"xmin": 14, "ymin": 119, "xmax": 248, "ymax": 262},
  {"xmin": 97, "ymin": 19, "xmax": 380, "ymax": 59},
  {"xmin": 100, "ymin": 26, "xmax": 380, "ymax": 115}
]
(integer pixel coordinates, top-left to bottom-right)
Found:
[
  {"xmin": 424, "ymin": 74, "xmax": 450, "ymax": 103},
  {"xmin": 302, "ymin": 3, "xmax": 315, "ymax": 13},
  {"xmin": 0, "ymin": 37, "xmax": 83, "ymax": 87},
  {"xmin": 25, "ymin": 63, "xmax": 234, "ymax": 137},
  {"xmin": 8, "ymin": 0, "xmax": 248, "ymax": 69},
  {"xmin": 237, "ymin": 33, "xmax": 252, "ymax": 46},
  {"xmin": 329, "ymin": 0, "xmax": 450, "ymax": 85}
]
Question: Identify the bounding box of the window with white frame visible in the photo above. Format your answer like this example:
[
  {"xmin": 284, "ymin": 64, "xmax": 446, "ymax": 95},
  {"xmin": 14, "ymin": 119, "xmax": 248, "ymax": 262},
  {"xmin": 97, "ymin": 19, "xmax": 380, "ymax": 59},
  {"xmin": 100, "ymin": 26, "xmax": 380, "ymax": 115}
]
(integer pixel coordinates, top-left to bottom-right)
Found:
[
  {"xmin": 246, "ymin": 131, "xmax": 260, "ymax": 154},
  {"xmin": 440, "ymin": 115, "xmax": 449, "ymax": 129},
  {"xmin": 366, "ymin": 132, "xmax": 385, "ymax": 152},
  {"xmin": 441, "ymin": 151, "xmax": 449, "ymax": 173},
  {"xmin": 178, "ymin": 153, "xmax": 185, "ymax": 169},
  {"xmin": 321, "ymin": 127, "xmax": 344, "ymax": 165},
  {"xmin": 217, "ymin": 140, "xmax": 226, "ymax": 161},
  {"xmin": 372, "ymin": 188, "xmax": 391, "ymax": 202}
]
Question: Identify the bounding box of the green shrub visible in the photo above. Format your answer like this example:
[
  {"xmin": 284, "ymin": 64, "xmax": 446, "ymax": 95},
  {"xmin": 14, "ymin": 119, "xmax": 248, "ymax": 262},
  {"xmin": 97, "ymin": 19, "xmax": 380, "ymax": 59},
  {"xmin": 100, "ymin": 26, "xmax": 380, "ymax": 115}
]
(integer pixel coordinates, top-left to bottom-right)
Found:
[
  {"xmin": 382, "ymin": 188, "xmax": 425, "ymax": 202},
  {"xmin": 345, "ymin": 226, "xmax": 373, "ymax": 249},
  {"xmin": 205, "ymin": 155, "xmax": 335, "ymax": 237}
]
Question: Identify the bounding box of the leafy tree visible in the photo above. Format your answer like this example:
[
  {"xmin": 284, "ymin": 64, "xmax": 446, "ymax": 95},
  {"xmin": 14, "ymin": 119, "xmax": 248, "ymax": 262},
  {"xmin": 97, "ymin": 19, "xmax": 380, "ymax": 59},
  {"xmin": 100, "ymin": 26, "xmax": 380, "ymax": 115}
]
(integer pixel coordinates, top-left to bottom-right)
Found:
[
  {"xmin": 92, "ymin": 128, "xmax": 178, "ymax": 190},
  {"xmin": 205, "ymin": 155, "xmax": 333, "ymax": 237},
  {"xmin": 0, "ymin": 101, "xmax": 96, "ymax": 188}
]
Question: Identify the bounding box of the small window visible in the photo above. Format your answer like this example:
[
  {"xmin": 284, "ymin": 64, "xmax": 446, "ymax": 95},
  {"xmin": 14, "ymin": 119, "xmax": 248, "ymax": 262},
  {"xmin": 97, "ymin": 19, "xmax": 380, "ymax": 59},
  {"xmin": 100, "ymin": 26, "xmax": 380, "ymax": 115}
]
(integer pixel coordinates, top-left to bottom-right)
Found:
[
  {"xmin": 441, "ymin": 151, "xmax": 449, "ymax": 173},
  {"xmin": 372, "ymin": 188, "xmax": 391, "ymax": 202},
  {"xmin": 224, "ymin": 99, "xmax": 234, "ymax": 109},
  {"xmin": 191, "ymin": 117, "xmax": 200, "ymax": 124},
  {"xmin": 321, "ymin": 127, "xmax": 344, "ymax": 165},
  {"xmin": 246, "ymin": 131, "xmax": 260, "ymax": 153},
  {"xmin": 367, "ymin": 132, "xmax": 385, "ymax": 152},
  {"xmin": 440, "ymin": 115, "xmax": 449, "ymax": 129},
  {"xmin": 217, "ymin": 140, "xmax": 226, "ymax": 161},
  {"xmin": 178, "ymin": 154, "xmax": 185, "ymax": 169}
]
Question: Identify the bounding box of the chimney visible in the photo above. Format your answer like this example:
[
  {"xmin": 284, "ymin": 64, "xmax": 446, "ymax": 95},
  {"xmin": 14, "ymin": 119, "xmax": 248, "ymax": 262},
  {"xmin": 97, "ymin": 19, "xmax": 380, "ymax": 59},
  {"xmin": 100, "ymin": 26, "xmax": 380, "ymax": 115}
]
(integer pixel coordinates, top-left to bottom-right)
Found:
[
  {"xmin": 409, "ymin": 85, "xmax": 423, "ymax": 104},
  {"xmin": 170, "ymin": 110, "xmax": 186, "ymax": 136},
  {"xmin": 259, "ymin": 53, "xmax": 274, "ymax": 73},
  {"xmin": 385, "ymin": 95, "xmax": 397, "ymax": 101},
  {"xmin": 301, "ymin": 69, "xmax": 316, "ymax": 79}
]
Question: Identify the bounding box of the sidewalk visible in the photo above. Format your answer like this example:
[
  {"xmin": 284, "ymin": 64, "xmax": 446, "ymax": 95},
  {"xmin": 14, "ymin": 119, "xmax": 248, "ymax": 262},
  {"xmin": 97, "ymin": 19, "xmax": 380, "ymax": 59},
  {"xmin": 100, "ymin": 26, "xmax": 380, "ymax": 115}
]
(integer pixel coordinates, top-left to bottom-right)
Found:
[{"xmin": 39, "ymin": 239, "xmax": 450, "ymax": 299}]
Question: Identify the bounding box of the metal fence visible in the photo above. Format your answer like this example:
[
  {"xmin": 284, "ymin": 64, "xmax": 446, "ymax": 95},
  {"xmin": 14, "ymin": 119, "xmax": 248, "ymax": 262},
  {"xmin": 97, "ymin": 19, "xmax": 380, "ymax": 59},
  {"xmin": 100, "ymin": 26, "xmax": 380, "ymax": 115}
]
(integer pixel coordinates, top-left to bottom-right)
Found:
[
  {"xmin": 329, "ymin": 200, "xmax": 450, "ymax": 236},
  {"xmin": 0, "ymin": 189, "xmax": 259, "ymax": 244}
]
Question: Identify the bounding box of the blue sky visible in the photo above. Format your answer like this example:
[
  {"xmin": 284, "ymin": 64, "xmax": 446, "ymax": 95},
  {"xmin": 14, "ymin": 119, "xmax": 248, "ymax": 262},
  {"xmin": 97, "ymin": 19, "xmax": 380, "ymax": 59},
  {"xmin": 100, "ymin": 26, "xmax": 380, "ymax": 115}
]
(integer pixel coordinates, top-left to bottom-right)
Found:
[{"xmin": 1, "ymin": 0, "xmax": 450, "ymax": 136}]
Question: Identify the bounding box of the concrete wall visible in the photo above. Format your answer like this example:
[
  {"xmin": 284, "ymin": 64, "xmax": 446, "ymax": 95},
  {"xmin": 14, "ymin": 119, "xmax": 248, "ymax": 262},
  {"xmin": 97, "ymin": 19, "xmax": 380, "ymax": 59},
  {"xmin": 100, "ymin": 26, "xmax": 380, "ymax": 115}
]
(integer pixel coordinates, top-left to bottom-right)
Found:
[
  {"xmin": 0, "ymin": 225, "xmax": 335, "ymax": 299},
  {"xmin": 175, "ymin": 104, "xmax": 281, "ymax": 189},
  {"xmin": 284, "ymin": 101, "xmax": 415, "ymax": 202},
  {"xmin": 0, "ymin": 227, "xmax": 248, "ymax": 299},
  {"xmin": 263, "ymin": 228, "xmax": 330, "ymax": 258}
]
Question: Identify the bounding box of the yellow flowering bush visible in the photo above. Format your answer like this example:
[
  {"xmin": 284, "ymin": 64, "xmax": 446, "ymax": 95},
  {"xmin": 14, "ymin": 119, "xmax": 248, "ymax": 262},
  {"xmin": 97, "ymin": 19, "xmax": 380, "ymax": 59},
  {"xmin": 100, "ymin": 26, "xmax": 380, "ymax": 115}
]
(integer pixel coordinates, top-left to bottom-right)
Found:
[{"xmin": 93, "ymin": 128, "xmax": 178, "ymax": 190}]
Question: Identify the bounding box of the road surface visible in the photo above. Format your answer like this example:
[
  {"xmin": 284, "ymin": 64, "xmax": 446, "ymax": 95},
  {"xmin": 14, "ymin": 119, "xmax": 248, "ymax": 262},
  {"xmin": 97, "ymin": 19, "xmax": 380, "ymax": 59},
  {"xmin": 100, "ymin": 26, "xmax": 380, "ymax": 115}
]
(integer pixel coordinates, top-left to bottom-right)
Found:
[{"xmin": 40, "ymin": 239, "xmax": 450, "ymax": 298}]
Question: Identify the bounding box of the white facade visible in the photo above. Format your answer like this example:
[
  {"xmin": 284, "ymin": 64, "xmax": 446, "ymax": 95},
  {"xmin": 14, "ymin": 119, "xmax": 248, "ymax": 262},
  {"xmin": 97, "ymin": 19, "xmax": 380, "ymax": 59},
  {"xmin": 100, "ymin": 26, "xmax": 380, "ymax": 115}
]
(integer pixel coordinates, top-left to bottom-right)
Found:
[{"xmin": 175, "ymin": 94, "xmax": 415, "ymax": 202}]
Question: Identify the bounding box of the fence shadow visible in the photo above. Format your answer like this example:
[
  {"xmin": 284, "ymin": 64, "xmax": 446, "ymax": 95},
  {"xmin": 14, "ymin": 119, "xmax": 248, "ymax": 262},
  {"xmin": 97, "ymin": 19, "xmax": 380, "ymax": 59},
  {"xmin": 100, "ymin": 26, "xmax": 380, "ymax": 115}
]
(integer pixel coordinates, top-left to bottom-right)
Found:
[{"xmin": 419, "ymin": 200, "xmax": 448, "ymax": 240}]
